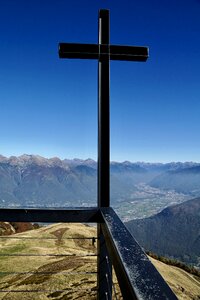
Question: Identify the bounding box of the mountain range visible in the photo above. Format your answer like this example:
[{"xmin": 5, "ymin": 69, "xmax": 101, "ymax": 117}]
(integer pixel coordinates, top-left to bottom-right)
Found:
[
  {"xmin": 126, "ymin": 197, "xmax": 200, "ymax": 268},
  {"xmin": 0, "ymin": 154, "xmax": 200, "ymax": 272},
  {"xmin": 0, "ymin": 154, "xmax": 200, "ymax": 210},
  {"xmin": 150, "ymin": 166, "xmax": 200, "ymax": 195}
]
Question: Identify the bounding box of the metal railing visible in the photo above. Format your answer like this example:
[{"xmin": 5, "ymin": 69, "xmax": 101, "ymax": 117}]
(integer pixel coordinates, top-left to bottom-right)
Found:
[{"xmin": 0, "ymin": 207, "xmax": 177, "ymax": 299}]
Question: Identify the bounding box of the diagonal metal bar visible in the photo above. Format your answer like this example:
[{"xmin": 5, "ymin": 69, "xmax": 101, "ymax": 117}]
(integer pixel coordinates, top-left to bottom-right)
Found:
[{"xmin": 100, "ymin": 207, "xmax": 178, "ymax": 300}]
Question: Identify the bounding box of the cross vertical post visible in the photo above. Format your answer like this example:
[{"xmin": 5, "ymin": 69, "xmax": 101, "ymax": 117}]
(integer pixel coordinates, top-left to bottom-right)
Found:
[
  {"xmin": 98, "ymin": 9, "xmax": 110, "ymax": 208},
  {"xmin": 97, "ymin": 10, "xmax": 112, "ymax": 300}
]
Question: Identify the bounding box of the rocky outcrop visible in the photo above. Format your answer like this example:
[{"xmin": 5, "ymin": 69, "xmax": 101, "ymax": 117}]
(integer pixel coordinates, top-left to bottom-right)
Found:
[
  {"xmin": 0, "ymin": 222, "xmax": 15, "ymax": 235},
  {"xmin": 0, "ymin": 222, "xmax": 36, "ymax": 235}
]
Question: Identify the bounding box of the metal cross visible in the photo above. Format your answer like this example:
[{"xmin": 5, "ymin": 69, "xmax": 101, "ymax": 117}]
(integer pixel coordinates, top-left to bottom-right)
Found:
[{"xmin": 59, "ymin": 9, "xmax": 149, "ymax": 208}]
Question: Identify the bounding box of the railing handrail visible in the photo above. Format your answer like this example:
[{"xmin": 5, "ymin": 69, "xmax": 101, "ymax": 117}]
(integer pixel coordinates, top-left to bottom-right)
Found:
[
  {"xmin": 100, "ymin": 207, "xmax": 177, "ymax": 299},
  {"xmin": 0, "ymin": 207, "xmax": 100, "ymax": 223}
]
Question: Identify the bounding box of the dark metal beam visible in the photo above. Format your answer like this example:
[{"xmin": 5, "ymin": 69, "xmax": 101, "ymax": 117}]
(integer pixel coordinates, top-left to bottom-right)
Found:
[
  {"xmin": 110, "ymin": 45, "xmax": 149, "ymax": 61},
  {"xmin": 98, "ymin": 9, "xmax": 110, "ymax": 208},
  {"xmin": 97, "ymin": 226, "xmax": 112, "ymax": 300},
  {"xmin": 100, "ymin": 207, "xmax": 178, "ymax": 300},
  {"xmin": 97, "ymin": 10, "xmax": 111, "ymax": 300},
  {"xmin": 59, "ymin": 43, "xmax": 148, "ymax": 62},
  {"xmin": 59, "ymin": 43, "xmax": 98, "ymax": 59},
  {"xmin": 0, "ymin": 207, "xmax": 101, "ymax": 223}
]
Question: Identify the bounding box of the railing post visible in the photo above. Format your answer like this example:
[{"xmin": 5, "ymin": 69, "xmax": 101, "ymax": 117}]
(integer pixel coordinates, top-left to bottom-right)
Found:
[{"xmin": 97, "ymin": 224, "xmax": 112, "ymax": 300}]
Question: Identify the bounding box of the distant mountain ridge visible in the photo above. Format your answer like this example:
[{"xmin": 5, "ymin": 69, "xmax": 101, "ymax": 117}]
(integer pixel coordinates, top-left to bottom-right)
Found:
[
  {"xmin": 0, "ymin": 154, "xmax": 199, "ymax": 169},
  {"xmin": 0, "ymin": 154, "xmax": 200, "ymax": 208},
  {"xmin": 150, "ymin": 165, "xmax": 200, "ymax": 194},
  {"xmin": 0, "ymin": 155, "xmax": 97, "ymax": 207},
  {"xmin": 126, "ymin": 197, "xmax": 200, "ymax": 268}
]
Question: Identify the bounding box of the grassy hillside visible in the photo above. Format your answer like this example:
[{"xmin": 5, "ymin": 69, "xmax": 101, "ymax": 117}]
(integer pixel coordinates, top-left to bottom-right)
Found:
[
  {"xmin": 149, "ymin": 257, "xmax": 200, "ymax": 300},
  {"xmin": 0, "ymin": 223, "xmax": 98, "ymax": 299},
  {"xmin": 0, "ymin": 223, "xmax": 123, "ymax": 300},
  {"xmin": 0, "ymin": 223, "xmax": 199, "ymax": 299}
]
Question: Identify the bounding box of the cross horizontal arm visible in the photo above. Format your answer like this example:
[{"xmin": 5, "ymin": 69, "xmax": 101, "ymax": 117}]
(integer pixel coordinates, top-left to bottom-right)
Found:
[
  {"xmin": 59, "ymin": 43, "xmax": 98, "ymax": 59},
  {"xmin": 110, "ymin": 45, "xmax": 148, "ymax": 61},
  {"xmin": 59, "ymin": 43, "xmax": 149, "ymax": 62}
]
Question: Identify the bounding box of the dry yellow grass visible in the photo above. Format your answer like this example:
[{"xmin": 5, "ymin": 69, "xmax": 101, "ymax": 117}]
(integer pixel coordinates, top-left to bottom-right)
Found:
[
  {"xmin": 0, "ymin": 223, "xmax": 123, "ymax": 299},
  {"xmin": 150, "ymin": 256, "xmax": 200, "ymax": 300},
  {"xmin": 0, "ymin": 223, "xmax": 199, "ymax": 299},
  {"xmin": 0, "ymin": 223, "xmax": 97, "ymax": 299}
]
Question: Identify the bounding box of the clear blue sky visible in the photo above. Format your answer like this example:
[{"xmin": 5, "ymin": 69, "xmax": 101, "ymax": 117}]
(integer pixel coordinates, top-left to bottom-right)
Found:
[{"xmin": 0, "ymin": 0, "xmax": 200, "ymax": 162}]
